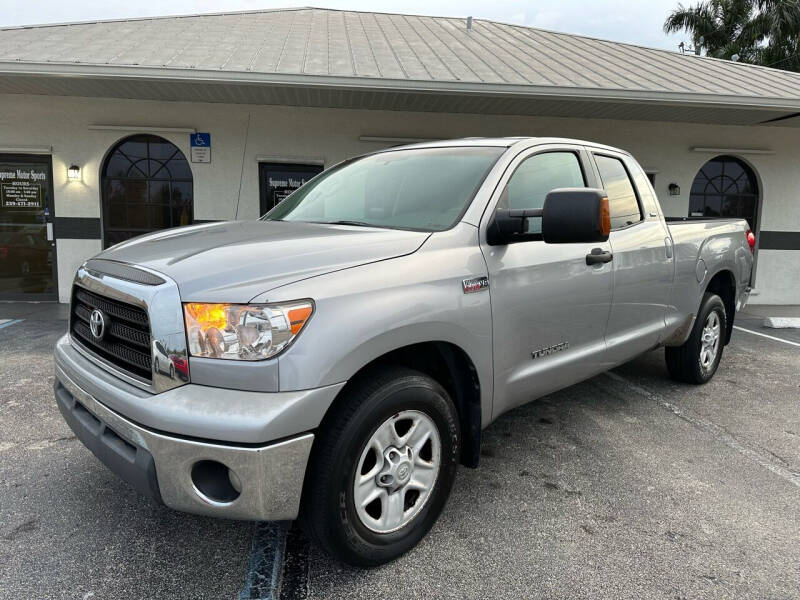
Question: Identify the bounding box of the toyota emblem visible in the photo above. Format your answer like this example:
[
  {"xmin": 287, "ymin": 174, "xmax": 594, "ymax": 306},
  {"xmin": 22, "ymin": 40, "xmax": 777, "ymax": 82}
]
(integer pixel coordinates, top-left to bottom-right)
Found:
[{"xmin": 89, "ymin": 309, "xmax": 106, "ymax": 340}]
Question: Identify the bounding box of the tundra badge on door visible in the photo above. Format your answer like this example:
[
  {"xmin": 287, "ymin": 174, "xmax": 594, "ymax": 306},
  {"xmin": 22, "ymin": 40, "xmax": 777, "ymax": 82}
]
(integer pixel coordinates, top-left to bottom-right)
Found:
[{"xmin": 531, "ymin": 342, "xmax": 569, "ymax": 359}]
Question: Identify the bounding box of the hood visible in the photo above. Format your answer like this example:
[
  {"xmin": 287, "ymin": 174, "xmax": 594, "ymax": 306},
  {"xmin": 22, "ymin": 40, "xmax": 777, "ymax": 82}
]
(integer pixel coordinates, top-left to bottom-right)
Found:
[{"xmin": 97, "ymin": 220, "xmax": 430, "ymax": 302}]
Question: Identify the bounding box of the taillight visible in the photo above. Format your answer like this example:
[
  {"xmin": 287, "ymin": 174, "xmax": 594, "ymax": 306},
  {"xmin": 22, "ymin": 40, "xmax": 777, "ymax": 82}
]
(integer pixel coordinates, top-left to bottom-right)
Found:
[
  {"xmin": 746, "ymin": 229, "xmax": 756, "ymax": 253},
  {"xmin": 0, "ymin": 247, "xmax": 7, "ymax": 259}
]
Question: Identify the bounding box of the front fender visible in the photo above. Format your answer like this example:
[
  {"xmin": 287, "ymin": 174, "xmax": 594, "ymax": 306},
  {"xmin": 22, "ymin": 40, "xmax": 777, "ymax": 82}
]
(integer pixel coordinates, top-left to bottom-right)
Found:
[{"xmin": 260, "ymin": 224, "xmax": 494, "ymax": 427}]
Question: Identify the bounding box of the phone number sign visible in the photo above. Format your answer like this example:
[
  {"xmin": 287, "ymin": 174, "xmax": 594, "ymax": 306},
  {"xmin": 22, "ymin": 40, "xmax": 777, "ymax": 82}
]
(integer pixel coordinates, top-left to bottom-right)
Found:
[{"xmin": 1, "ymin": 180, "xmax": 44, "ymax": 209}]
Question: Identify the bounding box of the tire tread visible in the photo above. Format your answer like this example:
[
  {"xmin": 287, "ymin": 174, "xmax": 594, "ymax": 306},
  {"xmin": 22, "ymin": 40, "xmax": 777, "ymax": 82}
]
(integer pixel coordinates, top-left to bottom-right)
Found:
[
  {"xmin": 301, "ymin": 365, "xmax": 456, "ymax": 566},
  {"xmin": 665, "ymin": 292, "xmax": 726, "ymax": 384}
]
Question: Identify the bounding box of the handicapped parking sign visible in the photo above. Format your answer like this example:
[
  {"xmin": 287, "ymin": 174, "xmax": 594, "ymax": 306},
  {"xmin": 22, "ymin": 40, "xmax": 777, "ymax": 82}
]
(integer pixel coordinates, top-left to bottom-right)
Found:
[{"xmin": 190, "ymin": 132, "xmax": 211, "ymax": 163}]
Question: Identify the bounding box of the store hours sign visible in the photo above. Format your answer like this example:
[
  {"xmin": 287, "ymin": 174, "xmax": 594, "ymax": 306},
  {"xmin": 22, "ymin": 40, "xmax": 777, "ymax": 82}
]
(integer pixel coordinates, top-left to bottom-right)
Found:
[
  {"xmin": 0, "ymin": 167, "xmax": 46, "ymax": 209},
  {"xmin": 259, "ymin": 163, "xmax": 324, "ymax": 213}
]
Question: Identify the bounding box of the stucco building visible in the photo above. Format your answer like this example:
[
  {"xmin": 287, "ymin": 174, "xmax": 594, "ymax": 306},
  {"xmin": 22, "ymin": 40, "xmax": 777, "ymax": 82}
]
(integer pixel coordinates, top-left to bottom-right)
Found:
[{"xmin": 0, "ymin": 8, "xmax": 798, "ymax": 303}]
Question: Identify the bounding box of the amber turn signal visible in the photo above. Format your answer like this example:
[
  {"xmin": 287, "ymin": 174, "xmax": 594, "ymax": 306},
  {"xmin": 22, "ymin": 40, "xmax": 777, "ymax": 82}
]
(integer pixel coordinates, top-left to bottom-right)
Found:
[
  {"xmin": 184, "ymin": 302, "xmax": 229, "ymax": 330},
  {"xmin": 288, "ymin": 306, "xmax": 313, "ymax": 335},
  {"xmin": 599, "ymin": 197, "xmax": 611, "ymax": 237}
]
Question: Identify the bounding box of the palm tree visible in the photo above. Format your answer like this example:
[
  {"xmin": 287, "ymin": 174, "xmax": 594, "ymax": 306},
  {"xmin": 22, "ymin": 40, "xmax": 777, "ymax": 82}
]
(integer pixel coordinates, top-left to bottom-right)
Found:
[
  {"xmin": 664, "ymin": 0, "xmax": 754, "ymax": 60},
  {"xmin": 741, "ymin": 0, "xmax": 800, "ymax": 70},
  {"xmin": 664, "ymin": 0, "xmax": 800, "ymax": 71}
]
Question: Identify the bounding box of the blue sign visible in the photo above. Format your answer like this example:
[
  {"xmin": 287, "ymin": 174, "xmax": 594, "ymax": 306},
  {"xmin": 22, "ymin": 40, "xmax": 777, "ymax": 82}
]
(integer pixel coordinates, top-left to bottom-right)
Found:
[
  {"xmin": 190, "ymin": 133, "xmax": 211, "ymax": 163},
  {"xmin": 191, "ymin": 132, "xmax": 210, "ymax": 147}
]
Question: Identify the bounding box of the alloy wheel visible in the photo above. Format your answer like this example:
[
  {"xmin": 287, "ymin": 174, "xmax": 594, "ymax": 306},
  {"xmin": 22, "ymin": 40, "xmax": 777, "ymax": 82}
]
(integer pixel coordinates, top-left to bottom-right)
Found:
[
  {"xmin": 353, "ymin": 410, "xmax": 441, "ymax": 534},
  {"xmin": 699, "ymin": 311, "xmax": 721, "ymax": 372}
]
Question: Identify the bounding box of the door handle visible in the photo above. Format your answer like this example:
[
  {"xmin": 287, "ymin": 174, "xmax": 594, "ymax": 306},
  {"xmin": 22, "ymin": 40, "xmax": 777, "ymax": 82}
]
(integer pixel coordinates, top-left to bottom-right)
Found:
[{"xmin": 586, "ymin": 248, "xmax": 613, "ymax": 265}]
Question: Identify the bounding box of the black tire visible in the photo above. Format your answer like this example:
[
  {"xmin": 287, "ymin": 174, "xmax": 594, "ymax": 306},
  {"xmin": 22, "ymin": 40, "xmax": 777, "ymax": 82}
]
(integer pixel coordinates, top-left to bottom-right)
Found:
[
  {"xmin": 666, "ymin": 292, "xmax": 727, "ymax": 384},
  {"xmin": 301, "ymin": 366, "xmax": 460, "ymax": 567}
]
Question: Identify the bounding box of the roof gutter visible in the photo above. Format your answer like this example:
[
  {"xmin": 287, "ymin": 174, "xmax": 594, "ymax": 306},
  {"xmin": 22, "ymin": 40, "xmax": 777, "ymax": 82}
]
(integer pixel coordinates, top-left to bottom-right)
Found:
[{"xmin": 2, "ymin": 61, "xmax": 800, "ymax": 113}]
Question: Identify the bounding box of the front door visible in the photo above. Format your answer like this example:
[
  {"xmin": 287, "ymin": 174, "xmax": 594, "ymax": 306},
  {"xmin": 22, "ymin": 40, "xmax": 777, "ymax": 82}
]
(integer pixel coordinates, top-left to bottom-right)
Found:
[
  {"xmin": 0, "ymin": 154, "xmax": 57, "ymax": 301},
  {"xmin": 259, "ymin": 162, "xmax": 324, "ymax": 215},
  {"xmin": 481, "ymin": 146, "xmax": 614, "ymax": 418}
]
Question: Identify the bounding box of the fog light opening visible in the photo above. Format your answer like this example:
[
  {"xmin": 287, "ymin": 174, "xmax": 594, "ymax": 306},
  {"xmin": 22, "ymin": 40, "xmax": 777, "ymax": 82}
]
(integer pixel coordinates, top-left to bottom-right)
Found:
[
  {"xmin": 190, "ymin": 460, "xmax": 241, "ymax": 505},
  {"xmin": 228, "ymin": 468, "xmax": 242, "ymax": 494}
]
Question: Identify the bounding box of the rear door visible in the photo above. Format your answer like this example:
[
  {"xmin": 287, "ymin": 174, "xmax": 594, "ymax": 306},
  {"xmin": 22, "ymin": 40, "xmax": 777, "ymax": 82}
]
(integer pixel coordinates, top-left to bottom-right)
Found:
[
  {"xmin": 590, "ymin": 151, "xmax": 673, "ymax": 363},
  {"xmin": 481, "ymin": 145, "xmax": 614, "ymax": 418}
]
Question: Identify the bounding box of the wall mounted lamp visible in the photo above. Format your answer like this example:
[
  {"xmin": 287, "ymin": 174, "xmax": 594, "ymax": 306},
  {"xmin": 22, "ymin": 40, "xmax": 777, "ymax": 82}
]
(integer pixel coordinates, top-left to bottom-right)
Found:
[
  {"xmin": 67, "ymin": 164, "xmax": 81, "ymax": 181},
  {"xmin": 668, "ymin": 183, "xmax": 681, "ymax": 196}
]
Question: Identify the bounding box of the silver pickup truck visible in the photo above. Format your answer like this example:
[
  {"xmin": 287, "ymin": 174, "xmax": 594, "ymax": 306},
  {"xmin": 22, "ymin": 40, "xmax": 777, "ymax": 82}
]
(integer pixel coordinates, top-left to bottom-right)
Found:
[{"xmin": 54, "ymin": 137, "xmax": 754, "ymax": 566}]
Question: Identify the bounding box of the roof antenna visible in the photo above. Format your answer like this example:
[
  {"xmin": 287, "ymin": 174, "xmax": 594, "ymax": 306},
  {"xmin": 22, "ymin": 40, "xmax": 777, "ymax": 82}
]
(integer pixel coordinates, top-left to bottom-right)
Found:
[{"xmin": 466, "ymin": 16, "xmax": 473, "ymax": 30}]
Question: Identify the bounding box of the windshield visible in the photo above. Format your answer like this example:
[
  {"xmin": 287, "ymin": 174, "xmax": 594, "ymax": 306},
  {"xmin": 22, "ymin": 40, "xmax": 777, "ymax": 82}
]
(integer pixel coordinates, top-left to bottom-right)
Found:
[{"xmin": 262, "ymin": 146, "xmax": 505, "ymax": 231}]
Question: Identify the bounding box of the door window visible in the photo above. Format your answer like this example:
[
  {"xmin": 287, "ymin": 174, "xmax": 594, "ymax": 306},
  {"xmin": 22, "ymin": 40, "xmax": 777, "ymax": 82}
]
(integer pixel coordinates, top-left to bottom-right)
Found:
[
  {"xmin": 0, "ymin": 156, "xmax": 56, "ymax": 299},
  {"xmin": 594, "ymin": 155, "xmax": 643, "ymax": 229},
  {"xmin": 499, "ymin": 151, "xmax": 586, "ymax": 234}
]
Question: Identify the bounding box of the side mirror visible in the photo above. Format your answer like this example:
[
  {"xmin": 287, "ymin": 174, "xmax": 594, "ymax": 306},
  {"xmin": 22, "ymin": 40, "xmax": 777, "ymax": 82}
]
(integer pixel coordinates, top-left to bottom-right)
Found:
[{"xmin": 542, "ymin": 188, "xmax": 610, "ymax": 244}]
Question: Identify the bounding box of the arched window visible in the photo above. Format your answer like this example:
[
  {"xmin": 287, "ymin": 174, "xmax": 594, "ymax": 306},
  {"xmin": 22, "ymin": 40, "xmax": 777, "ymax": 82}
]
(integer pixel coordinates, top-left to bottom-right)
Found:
[
  {"xmin": 101, "ymin": 135, "xmax": 193, "ymax": 248},
  {"xmin": 689, "ymin": 156, "xmax": 758, "ymax": 230}
]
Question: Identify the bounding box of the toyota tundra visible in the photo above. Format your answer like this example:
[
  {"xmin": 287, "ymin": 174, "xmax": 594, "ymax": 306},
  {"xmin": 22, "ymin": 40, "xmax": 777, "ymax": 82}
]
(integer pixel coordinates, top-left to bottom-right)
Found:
[{"xmin": 54, "ymin": 137, "xmax": 754, "ymax": 566}]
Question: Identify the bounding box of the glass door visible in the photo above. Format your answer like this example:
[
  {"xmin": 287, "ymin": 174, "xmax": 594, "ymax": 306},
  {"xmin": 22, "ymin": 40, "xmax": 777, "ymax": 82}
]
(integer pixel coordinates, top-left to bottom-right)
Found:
[
  {"xmin": 0, "ymin": 155, "xmax": 57, "ymax": 300},
  {"xmin": 259, "ymin": 162, "xmax": 324, "ymax": 215}
]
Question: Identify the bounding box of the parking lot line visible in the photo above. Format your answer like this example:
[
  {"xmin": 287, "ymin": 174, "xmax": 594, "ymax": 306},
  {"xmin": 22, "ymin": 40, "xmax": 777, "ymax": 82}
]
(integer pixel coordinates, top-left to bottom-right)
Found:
[
  {"xmin": 279, "ymin": 525, "xmax": 310, "ymax": 600},
  {"xmin": 0, "ymin": 319, "xmax": 23, "ymax": 330},
  {"xmin": 239, "ymin": 522, "xmax": 288, "ymax": 600},
  {"xmin": 733, "ymin": 325, "xmax": 800, "ymax": 348},
  {"xmin": 605, "ymin": 371, "xmax": 800, "ymax": 489}
]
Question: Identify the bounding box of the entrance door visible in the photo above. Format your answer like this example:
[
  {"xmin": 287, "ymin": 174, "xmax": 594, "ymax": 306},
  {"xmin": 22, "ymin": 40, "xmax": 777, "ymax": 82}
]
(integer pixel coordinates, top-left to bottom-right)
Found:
[
  {"xmin": 259, "ymin": 162, "xmax": 323, "ymax": 215},
  {"xmin": 0, "ymin": 154, "xmax": 57, "ymax": 300}
]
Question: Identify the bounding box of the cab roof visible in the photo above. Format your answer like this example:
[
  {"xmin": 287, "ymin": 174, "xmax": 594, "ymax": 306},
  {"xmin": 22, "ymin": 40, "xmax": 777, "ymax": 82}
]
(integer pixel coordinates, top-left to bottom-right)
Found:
[{"xmin": 380, "ymin": 137, "xmax": 632, "ymax": 156}]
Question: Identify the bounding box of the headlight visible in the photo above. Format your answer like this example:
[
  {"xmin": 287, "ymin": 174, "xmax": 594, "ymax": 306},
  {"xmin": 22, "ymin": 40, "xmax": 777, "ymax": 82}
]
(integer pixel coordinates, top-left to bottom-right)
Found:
[{"xmin": 183, "ymin": 301, "xmax": 313, "ymax": 361}]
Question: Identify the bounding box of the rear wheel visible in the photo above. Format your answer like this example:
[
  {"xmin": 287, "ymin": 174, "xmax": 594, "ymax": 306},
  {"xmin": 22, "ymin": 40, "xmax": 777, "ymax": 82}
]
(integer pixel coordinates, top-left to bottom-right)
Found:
[
  {"xmin": 302, "ymin": 366, "xmax": 460, "ymax": 567},
  {"xmin": 666, "ymin": 292, "xmax": 727, "ymax": 384}
]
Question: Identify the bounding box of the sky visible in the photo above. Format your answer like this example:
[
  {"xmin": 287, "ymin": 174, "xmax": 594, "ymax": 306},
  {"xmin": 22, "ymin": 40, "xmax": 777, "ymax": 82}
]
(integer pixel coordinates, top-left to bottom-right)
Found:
[{"xmin": 2, "ymin": 0, "xmax": 688, "ymax": 51}]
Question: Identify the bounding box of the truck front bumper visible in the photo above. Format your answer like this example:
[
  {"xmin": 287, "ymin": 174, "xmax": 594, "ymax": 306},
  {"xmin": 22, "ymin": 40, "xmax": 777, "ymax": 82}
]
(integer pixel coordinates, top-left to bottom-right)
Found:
[{"xmin": 54, "ymin": 335, "xmax": 345, "ymax": 521}]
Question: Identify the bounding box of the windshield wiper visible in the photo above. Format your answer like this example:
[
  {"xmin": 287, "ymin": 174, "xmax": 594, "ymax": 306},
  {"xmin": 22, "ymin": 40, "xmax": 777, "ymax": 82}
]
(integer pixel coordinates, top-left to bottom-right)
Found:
[{"xmin": 322, "ymin": 220, "xmax": 376, "ymax": 227}]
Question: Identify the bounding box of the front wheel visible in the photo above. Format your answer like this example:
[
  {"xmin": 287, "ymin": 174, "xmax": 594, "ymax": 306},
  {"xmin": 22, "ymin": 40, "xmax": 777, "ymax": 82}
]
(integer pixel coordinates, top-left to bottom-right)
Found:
[
  {"xmin": 666, "ymin": 292, "xmax": 727, "ymax": 384},
  {"xmin": 302, "ymin": 367, "xmax": 460, "ymax": 567}
]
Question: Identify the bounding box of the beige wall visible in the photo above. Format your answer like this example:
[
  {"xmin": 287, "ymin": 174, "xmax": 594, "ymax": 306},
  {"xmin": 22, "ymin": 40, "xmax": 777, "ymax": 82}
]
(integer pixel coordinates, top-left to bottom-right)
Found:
[{"xmin": 0, "ymin": 93, "xmax": 797, "ymax": 303}]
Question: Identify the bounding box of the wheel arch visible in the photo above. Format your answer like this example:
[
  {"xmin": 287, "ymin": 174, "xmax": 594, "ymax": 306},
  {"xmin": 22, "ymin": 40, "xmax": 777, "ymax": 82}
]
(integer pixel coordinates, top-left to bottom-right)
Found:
[
  {"xmin": 319, "ymin": 341, "xmax": 483, "ymax": 468},
  {"xmin": 705, "ymin": 269, "xmax": 736, "ymax": 344}
]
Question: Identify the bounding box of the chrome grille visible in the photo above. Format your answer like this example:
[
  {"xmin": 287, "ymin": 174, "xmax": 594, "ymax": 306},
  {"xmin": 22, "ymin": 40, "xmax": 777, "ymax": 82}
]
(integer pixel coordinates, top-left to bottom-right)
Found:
[{"xmin": 70, "ymin": 286, "xmax": 152, "ymax": 381}]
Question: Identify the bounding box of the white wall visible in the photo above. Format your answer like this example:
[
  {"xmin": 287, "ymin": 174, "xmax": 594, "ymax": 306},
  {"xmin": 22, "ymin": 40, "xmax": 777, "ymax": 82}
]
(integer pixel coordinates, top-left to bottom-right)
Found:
[
  {"xmin": 0, "ymin": 93, "xmax": 798, "ymax": 303},
  {"xmin": 55, "ymin": 238, "xmax": 101, "ymax": 297}
]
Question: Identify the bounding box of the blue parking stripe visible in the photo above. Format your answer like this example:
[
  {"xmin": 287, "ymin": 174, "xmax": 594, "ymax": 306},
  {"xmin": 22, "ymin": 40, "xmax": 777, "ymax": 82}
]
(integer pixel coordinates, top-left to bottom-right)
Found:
[
  {"xmin": 0, "ymin": 319, "xmax": 23, "ymax": 330},
  {"xmin": 239, "ymin": 522, "xmax": 289, "ymax": 600},
  {"xmin": 278, "ymin": 524, "xmax": 310, "ymax": 600}
]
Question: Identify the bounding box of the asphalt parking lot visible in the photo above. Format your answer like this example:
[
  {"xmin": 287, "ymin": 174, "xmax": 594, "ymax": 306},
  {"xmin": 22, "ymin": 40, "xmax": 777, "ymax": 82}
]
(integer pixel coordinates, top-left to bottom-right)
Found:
[{"xmin": 1, "ymin": 306, "xmax": 798, "ymax": 600}]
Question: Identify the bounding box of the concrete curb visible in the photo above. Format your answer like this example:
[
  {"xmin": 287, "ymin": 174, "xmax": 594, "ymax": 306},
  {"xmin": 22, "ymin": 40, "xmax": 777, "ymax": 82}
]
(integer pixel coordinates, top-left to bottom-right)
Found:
[{"xmin": 763, "ymin": 317, "xmax": 800, "ymax": 329}]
